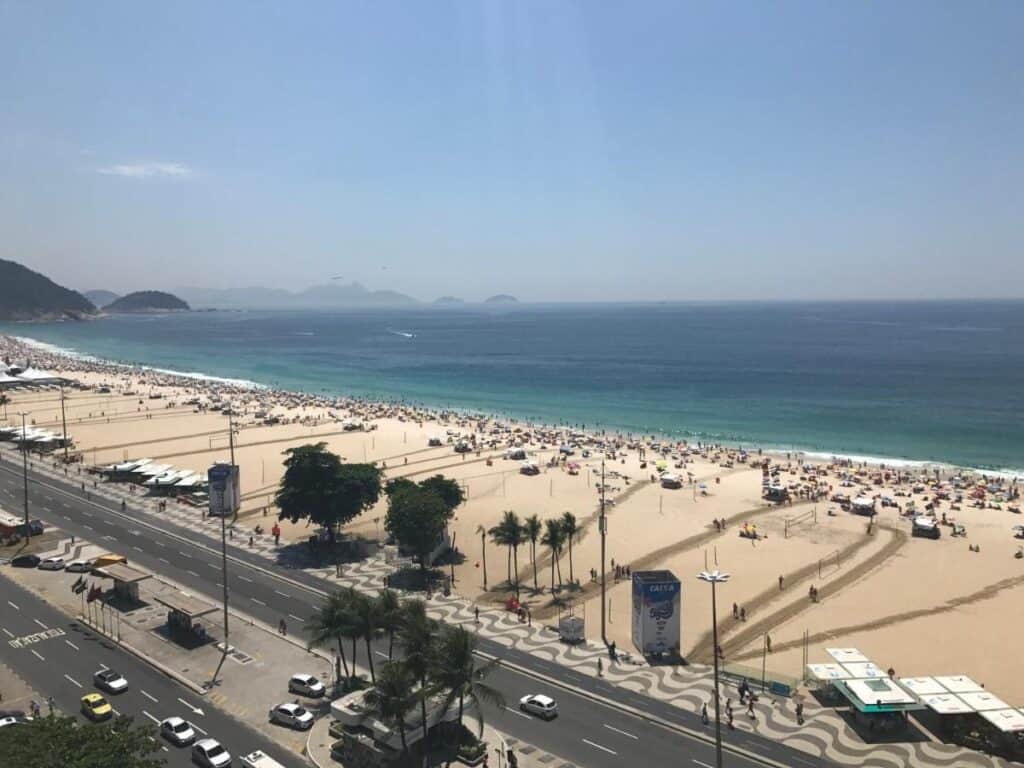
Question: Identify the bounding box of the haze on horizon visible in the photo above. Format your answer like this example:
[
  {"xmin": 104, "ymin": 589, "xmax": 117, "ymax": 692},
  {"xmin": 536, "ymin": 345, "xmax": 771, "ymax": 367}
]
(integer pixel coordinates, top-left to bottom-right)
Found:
[{"xmin": 1, "ymin": 2, "xmax": 1021, "ymax": 304}]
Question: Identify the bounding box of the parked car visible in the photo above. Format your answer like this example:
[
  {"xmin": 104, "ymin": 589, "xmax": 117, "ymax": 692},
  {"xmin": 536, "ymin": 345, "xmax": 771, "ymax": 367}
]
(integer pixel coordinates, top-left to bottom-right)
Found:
[
  {"xmin": 519, "ymin": 694, "xmax": 558, "ymax": 720},
  {"xmin": 192, "ymin": 738, "xmax": 232, "ymax": 767},
  {"xmin": 160, "ymin": 716, "xmax": 197, "ymax": 746},
  {"xmin": 11, "ymin": 554, "xmax": 40, "ymax": 568},
  {"xmin": 287, "ymin": 673, "xmax": 325, "ymax": 698},
  {"xmin": 37, "ymin": 557, "xmax": 65, "ymax": 571},
  {"xmin": 268, "ymin": 702, "xmax": 314, "ymax": 730},
  {"xmin": 93, "ymin": 668, "xmax": 128, "ymax": 694},
  {"xmin": 66, "ymin": 559, "xmax": 92, "ymax": 573},
  {"xmin": 80, "ymin": 693, "xmax": 113, "ymax": 721}
]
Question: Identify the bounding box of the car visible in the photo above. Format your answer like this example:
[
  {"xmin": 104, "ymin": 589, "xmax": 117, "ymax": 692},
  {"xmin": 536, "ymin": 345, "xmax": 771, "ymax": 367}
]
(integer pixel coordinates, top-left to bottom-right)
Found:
[
  {"xmin": 268, "ymin": 701, "xmax": 315, "ymax": 730},
  {"xmin": 519, "ymin": 694, "xmax": 558, "ymax": 720},
  {"xmin": 11, "ymin": 554, "xmax": 40, "ymax": 568},
  {"xmin": 37, "ymin": 557, "xmax": 65, "ymax": 571},
  {"xmin": 160, "ymin": 716, "xmax": 197, "ymax": 746},
  {"xmin": 287, "ymin": 673, "xmax": 325, "ymax": 698},
  {"xmin": 66, "ymin": 559, "xmax": 92, "ymax": 573},
  {"xmin": 0, "ymin": 716, "xmax": 24, "ymax": 728},
  {"xmin": 93, "ymin": 668, "xmax": 128, "ymax": 694},
  {"xmin": 192, "ymin": 738, "xmax": 232, "ymax": 767},
  {"xmin": 80, "ymin": 693, "xmax": 113, "ymax": 721}
]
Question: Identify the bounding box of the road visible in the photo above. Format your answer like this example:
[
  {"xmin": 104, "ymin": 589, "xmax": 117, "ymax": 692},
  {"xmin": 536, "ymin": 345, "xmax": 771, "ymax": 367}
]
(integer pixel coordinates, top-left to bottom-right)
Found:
[
  {"xmin": 0, "ymin": 574, "xmax": 301, "ymax": 768},
  {"xmin": 0, "ymin": 456, "xmax": 829, "ymax": 768}
]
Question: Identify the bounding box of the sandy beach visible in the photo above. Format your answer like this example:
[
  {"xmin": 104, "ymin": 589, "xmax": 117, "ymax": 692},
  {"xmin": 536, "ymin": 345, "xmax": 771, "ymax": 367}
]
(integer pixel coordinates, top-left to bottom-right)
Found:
[{"xmin": 3, "ymin": 333, "xmax": 1023, "ymax": 705}]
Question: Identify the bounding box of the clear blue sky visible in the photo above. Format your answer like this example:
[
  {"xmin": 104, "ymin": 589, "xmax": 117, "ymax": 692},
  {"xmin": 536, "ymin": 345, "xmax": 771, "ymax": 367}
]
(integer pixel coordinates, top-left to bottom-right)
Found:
[{"xmin": 1, "ymin": 1, "xmax": 1021, "ymax": 302}]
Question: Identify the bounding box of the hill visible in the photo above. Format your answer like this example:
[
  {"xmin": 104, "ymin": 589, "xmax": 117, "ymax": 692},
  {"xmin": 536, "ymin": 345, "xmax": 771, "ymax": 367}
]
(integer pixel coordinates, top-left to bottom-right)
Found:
[
  {"xmin": 484, "ymin": 294, "xmax": 518, "ymax": 304},
  {"xmin": 433, "ymin": 296, "xmax": 465, "ymax": 305},
  {"xmin": 104, "ymin": 291, "xmax": 190, "ymax": 313},
  {"xmin": 83, "ymin": 289, "xmax": 120, "ymax": 307},
  {"xmin": 176, "ymin": 282, "xmax": 418, "ymax": 309},
  {"xmin": 0, "ymin": 259, "xmax": 97, "ymax": 321}
]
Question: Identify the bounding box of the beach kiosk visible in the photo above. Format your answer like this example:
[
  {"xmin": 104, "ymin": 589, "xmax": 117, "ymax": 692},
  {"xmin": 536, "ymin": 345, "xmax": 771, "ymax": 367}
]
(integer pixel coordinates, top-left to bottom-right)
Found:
[
  {"xmin": 631, "ymin": 570, "xmax": 681, "ymax": 657},
  {"xmin": 831, "ymin": 676, "xmax": 923, "ymax": 733},
  {"xmin": 154, "ymin": 592, "xmax": 218, "ymax": 646},
  {"xmin": 93, "ymin": 562, "xmax": 151, "ymax": 603}
]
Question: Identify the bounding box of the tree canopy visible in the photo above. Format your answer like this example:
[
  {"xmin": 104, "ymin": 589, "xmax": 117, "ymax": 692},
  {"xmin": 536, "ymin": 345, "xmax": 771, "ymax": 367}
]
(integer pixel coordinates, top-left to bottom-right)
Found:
[
  {"xmin": 275, "ymin": 443, "xmax": 382, "ymax": 539},
  {"xmin": 0, "ymin": 714, "xmax": 164, "ymax": 768},
  {"xmin": 384, "ymin": 481, "xmax": 453, "ymax": 570}
]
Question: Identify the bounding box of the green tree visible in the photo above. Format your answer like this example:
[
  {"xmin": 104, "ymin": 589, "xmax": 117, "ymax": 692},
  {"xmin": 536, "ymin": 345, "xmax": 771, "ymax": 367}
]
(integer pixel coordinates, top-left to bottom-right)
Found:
[
  {"xmin": 560, "ymin": 511, "xmax": 579, "ymax": 585},
  {"xmin": 475, "ymin": 523, "xmax": 488, "ymax": 591},
  {"xmin": 0, "ymin": 392, "xmax": 10, "ymax": 422},
  {"xmin": 363, "ymin": 661, "xmax": 418, "ymax": 755},
  {"xmin": 418, "ymin": 474, "xmax": 466, "ymax": 514},
  {"xmin": 338, "ymin": 587, "xmax": 365, "ymax": 681},
  {"xmin": 398, "ymin": 599, "xmax": 440, "ymax": 746},
  {"xmin": 488, "ymin": 511, "xmax": 524, "ymax": 598},
  {"xmin": 433, "ymin": 625, "xmax": 504, "ymax": 739},
  {"xmin": 385, "ymin": 483, "xmax": 452, "ymax": 573},
  {"xmin": 0, "ymin": 714, "xmax": 164, "ymax": 768},
  {"xmin": 541, "ymin": 518, "xmax": 565, "ymax": 592},
  {"xmin": 375, "ymin": 588, "xmax": 402, "ymax": 661},
  {"xmin": 350, "ymin": 590, "xmax": 379, "ymax": 684},
  {"xmin": 306, "ymin": 589, "xmax": 354, "ymax": 682},
  {"xmin": 523, "ymin": 514, "xmax": 542, "ymax": 591},
  {"xmin": 275, "ymin": 443, "xmax": 382, "ymax": 542}
]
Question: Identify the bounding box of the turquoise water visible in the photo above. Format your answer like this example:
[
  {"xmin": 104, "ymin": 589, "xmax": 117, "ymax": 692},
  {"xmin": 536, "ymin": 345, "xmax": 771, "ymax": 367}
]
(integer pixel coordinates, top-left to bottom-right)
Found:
[{"xmin": 4, "ymin": 301, "xmax": 1023, "ymax": 472}]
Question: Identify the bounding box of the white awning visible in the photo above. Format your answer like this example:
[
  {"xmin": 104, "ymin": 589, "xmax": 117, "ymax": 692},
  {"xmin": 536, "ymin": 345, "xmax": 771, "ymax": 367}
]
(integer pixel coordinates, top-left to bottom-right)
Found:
[{"xmin": 826, "ymin": 648, "xmax": 870, "ymax": 664}]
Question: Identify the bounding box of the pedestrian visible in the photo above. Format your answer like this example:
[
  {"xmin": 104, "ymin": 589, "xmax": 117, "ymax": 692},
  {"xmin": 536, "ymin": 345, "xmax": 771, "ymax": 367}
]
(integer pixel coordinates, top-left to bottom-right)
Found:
[
  {"xmin": 701, "ymin": 701, "xmax": 709, "ymax": 725},
  {"xmin": 248, "ymin": 535, "xmax": 254, "ymax": 547},
  {"xmin": 747, "ymin": 698, "xmax": 755, "ymax": 719},
  {"xmin": 733, "ymin": 602, "xmax": 739, "ymax": 619},
  {"xmin": 47, "ymin": 695, "xmax": 54, "ymax": 714},
  {"xmin": 795, "ymin": 700, "xmax": 804, "ymax": 725},
  {"xmin": 740, "ymin": 607, "xmax": 746, "ymax": 622},
  {"xmin": 279, "ymin": 618, "xmax": 287, "ymax": 635},
  {"xmin": 598, "ymin": 658, "xmax": 603, "ymax": 677},
  {"xmin": 474, "ymin": 606, "xmax": 480, "ymax": 624},
  {"xmin": 779, "ymin": 574, "xmax": 784, "ymax": 590},
  {"xmin": 766, "ymin": 634, "xmax": 772, "ymax": 653}
]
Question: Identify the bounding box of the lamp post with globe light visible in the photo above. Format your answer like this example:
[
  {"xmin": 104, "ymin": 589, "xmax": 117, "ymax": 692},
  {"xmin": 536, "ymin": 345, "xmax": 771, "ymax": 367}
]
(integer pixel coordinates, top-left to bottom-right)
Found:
[{"xmin": 698, "ymin": 569, "xmax": 730, "ymax": 768}]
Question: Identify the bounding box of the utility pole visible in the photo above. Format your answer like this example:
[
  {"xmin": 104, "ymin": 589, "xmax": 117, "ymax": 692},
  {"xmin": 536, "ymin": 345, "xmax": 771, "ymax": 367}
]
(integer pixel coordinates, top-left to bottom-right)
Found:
[
  {"xmin": 211, "ymin": 408, "xmax": 235, "ymax": 687},
  {"xmin": 698, "ymin": 569, "xmax": 731, "ymax": 768},
  {"xmin": 59, "ymin": 385, "xmax": 69, "ymax": 464},
  {"xmin": 20, "ymin": 412, "xmax": 30, "ymax": 540},
  {"xmin": 599, "ymin": 458, "xmax": 608, "ymax": 645}
]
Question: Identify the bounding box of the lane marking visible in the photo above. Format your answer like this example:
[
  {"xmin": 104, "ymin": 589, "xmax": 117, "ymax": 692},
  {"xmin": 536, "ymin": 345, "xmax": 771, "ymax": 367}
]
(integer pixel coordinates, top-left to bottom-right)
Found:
[
  {"xmin": 274, "ymin": 589, "xmax": 290, "ymax": 598},
  {"xmin": 193, "ymin": 723, "xmax": 208, "ymax": 735},
  {"xmin": 64, "ymin": 674, "xmax": 82, "ymax": 688},
  {"xmin": 177, "ymin": 551, "xmax": 190, "ymax": 558},
  {"xmin": 251, "ymin": 598, "xmax": 267, "ymax": 606},
  {"xmin": 31, "ymin": 649, "xmax": 45, "ymax": 661},
  {"xmin": 237, "ymin": 575, "xmax": 253, "ymax": 583},
  {"xmin": 82, "ymin": 524, "xmax": 94, "ymax": 531},
  {"xmin": 132, "ymin": 546, "xmax": 143, "ymax": 552},
  {"xmin": 1, "ymin": 628, "xmax": 14, "ymax": 638},
  {"xmin": 7, "ymin": 601, "xmax": 20, "ymax": 611},
  {"xmin": 693, "ymin": 761, "xmax": 713, "ymax": 768},
  {"xmin": 289, "ymin": 614, "xmax": 305, "ymax": 623},
  {"xmin": 206, "ymin": 563, "xmax": 219, "ymax": 570},
  {"xmin": 33, "ymin": 619, "xmax": 49, "ymax": 630},
  {"xmin": 153, "ymin": 541, "xmax": 165, "ymax": 548},
  {"xmin": 142, "ymin": 710, "xmax": 160, "ymax": 724},
  {"xmin": 604, "ymin": 723, "xmax": 638, "ymax": 739},
  {"xmin": 65, "ymin": 639, "xmax": 80, "ymax": 650},
  {"xmin": 159, "ymin": 557, "xmax": 170, "ymax": 564},
  {"xmin": 82, "ymin": 511, "xmax": 94, "ymax": 517},
  {"xmin": 187, "ymin": 570, "xmax": 199, "ymax": 577},
  {"xmin": 102, "ymin": 534, "xmax": 117, "ymax": 541},
  {"xmin": 374, "ymin": 651, "xmax": 388, "ymax": 658},
  {"xmin": 141, "ymin": 689, "xmax": 158, "ymax": 703},
  {"xmin": 503, "ymin": 706, "xmax": 532, "ymax": 720},
  {"xmin": 582, "ymin": 739, "xmax": 617, "ymax": 755}
]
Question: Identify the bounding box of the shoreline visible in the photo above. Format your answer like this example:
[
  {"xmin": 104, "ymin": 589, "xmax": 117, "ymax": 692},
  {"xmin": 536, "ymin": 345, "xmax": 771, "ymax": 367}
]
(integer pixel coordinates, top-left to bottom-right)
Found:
[{"xmin": 7, "ymin": 331, "xmax": 1021, "ymax": 479}]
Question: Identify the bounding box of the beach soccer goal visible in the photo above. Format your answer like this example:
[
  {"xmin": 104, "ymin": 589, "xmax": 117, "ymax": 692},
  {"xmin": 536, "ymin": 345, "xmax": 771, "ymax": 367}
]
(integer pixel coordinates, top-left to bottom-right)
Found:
[
  {"xmin": 818, "ymin": 549, "xmax": 841, "ymax": 578},
  {"xmin": 784, "ymin": 507, "xmax": 817, "ymax": 539}
]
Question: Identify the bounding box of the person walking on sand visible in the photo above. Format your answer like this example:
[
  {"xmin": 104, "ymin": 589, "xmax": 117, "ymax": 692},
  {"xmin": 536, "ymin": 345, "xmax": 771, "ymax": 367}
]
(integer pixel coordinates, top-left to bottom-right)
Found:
[{"xmin": 779, "ymin": 574, "xmax": 784, "ymax": 590}]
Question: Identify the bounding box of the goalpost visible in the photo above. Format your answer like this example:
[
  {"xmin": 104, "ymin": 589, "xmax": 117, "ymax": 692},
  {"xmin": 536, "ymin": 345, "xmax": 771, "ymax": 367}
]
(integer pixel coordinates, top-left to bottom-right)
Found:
[{"xmin": 784, "ymin": 506, "xmax": 818, "ymax": 539}]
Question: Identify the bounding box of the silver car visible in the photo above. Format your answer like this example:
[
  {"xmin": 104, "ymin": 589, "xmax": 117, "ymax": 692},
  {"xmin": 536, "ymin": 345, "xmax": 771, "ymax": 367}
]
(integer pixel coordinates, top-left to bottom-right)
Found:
[
  {"xmin": 519, "ymin": 694, "xmax": 558, "ymax": 720},
  {"xmin": 37, "ymin": 557, "xmax": 65, "ymax": 571},
  {"xmin": 192, "ymin": 738, "xmax": 231, "ymax": 767},
  {"xmin": 160, "ymin": 716, "xmax": 196, "ymax": 746},
  {"xmin": 287, "ymin": 673, "xmax": 325, "ymax": 698},
  {"xmin": 269, "ymin": 702, "xmax": 314, "ymax": 730}
]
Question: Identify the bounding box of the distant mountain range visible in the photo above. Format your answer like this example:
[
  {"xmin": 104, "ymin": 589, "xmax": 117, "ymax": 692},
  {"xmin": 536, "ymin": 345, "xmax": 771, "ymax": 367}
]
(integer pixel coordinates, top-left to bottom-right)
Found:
[
  {"xmin": 0, "ymin": 259, "xmax": 96, "ymax": 321},
  {"xmin": 83, "ymin": 289, "xmax": 120, "ymax": 308},
  {"xmin": 433, "ymin": 296, "xmax": 465, "ymax": 305},
  {"xmin": 484, "ymin": 294, "xmax": 518, "ymax": 304},
  {"xmin": 104, "ymin": 290, "xmax": 190, "ymax": 313},
  {"xmin": 175, "ymin": 282, "xmax": 418, "ymax": 309}
]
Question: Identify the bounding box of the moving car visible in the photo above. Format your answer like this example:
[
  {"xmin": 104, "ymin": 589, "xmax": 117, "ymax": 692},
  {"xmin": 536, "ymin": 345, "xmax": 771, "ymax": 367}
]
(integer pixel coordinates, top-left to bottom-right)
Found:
[
  {"xmin": 66, "ymin": 559, "xmax": 92, "ymax": 573},
  {"xmin": 93, "ymin": 668, "xmax": 128, "ymax": 694},
  {"xmin": 37, "ymin": 557, "xmax": 65, "ymax": 571},
  {"xmin": 160, "ymin": 716, "xmax": 197, "ymax": 746},
  {"xmin": 519, "ymin": 694, "xmax": 558, "ymax": 720},
  {"xmin": 240, "ymin": 750, "xmax": 287, "ymax": 768},
  {"xmin": 0, "ymin": 716, "xmax": 24, "ymax": 728},
  {"xmin": 192, "ymin": 738, "xmax": 232, "ymax": 767},
  {"xmin": 268, "ymin": 701, "xmax": 314, "ymax": 730},
  {"xmin": 80, "ymin": 693, "xmax": 113, "ymax": 721},
  {"xmin": 287, "ymin": 673, "xmax": 325, "ymax": 698},
  {"xmin": 11, "ymin": 554, "xmax": 40, "ymax": 568}
]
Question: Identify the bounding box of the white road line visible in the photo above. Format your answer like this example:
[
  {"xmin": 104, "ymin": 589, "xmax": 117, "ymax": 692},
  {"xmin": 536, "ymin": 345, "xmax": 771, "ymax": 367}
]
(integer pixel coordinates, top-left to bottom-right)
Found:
[
  {"xmin": 502, "ymin": 706, "xmax": 532, "ymax": 720},
  {"xmin": 237, "ymin": 575, "xmax": 253, "ymax": 582},
  {"xmin": 274, "ymin": 589, "xmax": 290, "ymax": 598},
  {"xmin": 251, "ymin": 597, "xmax": 267, "ymax": 606},
  {"xmin": 2, "ymin": 628, "xmax": 14, "ymax": 638},
  {"xmin": 582, "ymin": 739, "xmax": 617, "ymax": 755},
  {"xmin": 192, "ymin": 723, "xmax": 208, "ymax": 735},
  {"xmin": 33, "ymin": 619, "xmax": 49, "ymax": 630},
  {"xmin": 42, "ymin": 505, "xmax": 52, "ymax": 512},
  {"xmin": 65, "ymin": 639, "xmax": 80, "ymax": 650},
  {"xmin": 112, "ymin": 708, "xmax": 121, "ymax": 716},
  {"xmin": 206, "ymin": 563, "xmax": 218, "ymax": 570},
  {"xmin": 693, "ymin": 761, "xmax": 713, "ymax": 768},
  {"xmin": 31, "ymin": 650, "xmax": 45, "ymax": 661},
  {"xmin": 142, "ymin": 710, "xmax": 160, "ymax": 724},
  {"xmin": 82, "ymin": 511, "xmax": 93, "ymax": 517},
  {"xmin": 63, "ymin": 674, "xmax": 82, "ymax": 688},
  {"xmin": 159, "ymin": 557, "xmax": 170, "ymax": 564},
  {"xmin": 289, "ymin": 614, "xmax": 305, "ymax": 623},
  {"xmin": 187, "ymin": 570, "xmax": 199, "ymax": 577},
  {"xmin": 7, "ymin": 601, "xmax": 20, "ymax": 611},
  {"xmin": 153, "ymin": 541, "xmax": 165, "ymax": 547},
  {"xmin": 374, "ymin": 650, "xmax": 388, "ymax": 658},
  {"xmin": 82, "ymin": 524, "xmax": 94, "ymax": 530},
  {"xmin": 178, "ymin": 551, "xmax": 190, "ymax": 558},
  {"xmin": 140, "ymin": 689, "xmax": 158, "ymax": 703},
  {"xmin": 603, "ymin": 723, "xmax": 638, "ymax": 739},
  {"xmin": 132, "ymin": 546, "xmax": 143, "ymax": 552},
  {"xmin": 102, "ymin": 534, "xmax": 116, "ymax": 541}
]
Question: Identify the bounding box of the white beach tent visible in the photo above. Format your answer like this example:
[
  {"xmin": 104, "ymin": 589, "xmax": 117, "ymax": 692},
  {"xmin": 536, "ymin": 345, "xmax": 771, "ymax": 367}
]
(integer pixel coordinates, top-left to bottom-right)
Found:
[{"xmin": 15, "ymin": 368, "xmax": 61, "ymax": 383}]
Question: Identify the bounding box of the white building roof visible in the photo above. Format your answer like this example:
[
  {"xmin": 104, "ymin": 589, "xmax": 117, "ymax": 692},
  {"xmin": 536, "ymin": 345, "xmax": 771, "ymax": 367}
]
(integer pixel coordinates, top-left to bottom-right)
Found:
[
  {"xmin": 978, "ymin": 709, "xmax": 1024, "ymax": 733},
  {"xmin": 958, "ymin": 692, "xmax": 1009, "ymax": 712},
  {"xmin": 900, "ymin": 677, "xmax": 947, "ymax": 696},
  {"xmin": 933, "ymin": 675, "xmax": 984, "ymax": 694},
  {"xmin": 841, "ymin": 662, "xmax": 886, "ymax": 679},
  {"xmin": 806, "ymin": 663, "xmax": 847, "ymax": 681},
  {"xmin": 843, "ymin": 677, "xmax": 916, "ymax": 707},
  {"xmin": 826, "ymin": 647, "xmax": 870, "ymax": 664},
  {"xmin": 924, "ymin": 694, "xmax": 974, "ymax": 715}
]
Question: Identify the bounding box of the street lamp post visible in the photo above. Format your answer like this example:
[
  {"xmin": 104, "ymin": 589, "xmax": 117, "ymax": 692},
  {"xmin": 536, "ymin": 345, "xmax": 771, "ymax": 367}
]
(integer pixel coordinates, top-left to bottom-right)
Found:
[
  {"xmin": 60, "ymin": 385, "xmax": 69, "ymax": 464},
  {"xmin": 599, "ymin": 459, "xmax": 608, "ymax": 645},
  {"xmin": 20, "ymin": 412, "xmax": 30, "ymax": 540},
  {"xmin": 697, "ymin": 569, "xmax": 731, "ymax": 768}
]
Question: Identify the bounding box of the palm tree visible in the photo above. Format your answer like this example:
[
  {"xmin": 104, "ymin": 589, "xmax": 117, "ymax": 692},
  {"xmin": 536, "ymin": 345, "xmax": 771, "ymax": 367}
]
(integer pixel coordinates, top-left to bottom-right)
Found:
[
  {"xmin": 524, "ymin": 514, "xmax": 542, "ymax": 591},
  {"xmin": 560, "ymin": 511, "xmax": 579, "ymax": 586},
  {"xmin": 350, "ymin": 591, "xmax": 379, "ymax": 684},
  {"xmin": 364, "ymin": 661, "xmax": 417, "ymax": 755},
  {"xmin": 541, "ymin": 518, "xmax": 565, "ymax": 593},
  {"xmin": 375, "ymin": 589, "xmax": 402, "ymax": 661},
  {"xmin": 434, "ymin": 625, "xmax": 505, "ymax": 741},
  {"xmin": 489, "ymin": 511, "xmax": 524, "ymax": 598},
  {"xmin": 339, "ymin": 587, "xmax": 364, "ymax": 682},
  {"xmin": 475, "ymin": 523, "xmax": 488, "ymax": 591},
  {"xmin": 306, "ymin": 589, "xmax": 353, "ymax": 684},
  {"xmin": 488, "ymin": 519, "xmax": 512, "ymax": 587},
  {"xmin": 0, "ymin": 393, "xmax": 9, "ymax": 423},
  {"xmin": 398, "ymin": 599, "xmax": 439, "ymax": 747}
]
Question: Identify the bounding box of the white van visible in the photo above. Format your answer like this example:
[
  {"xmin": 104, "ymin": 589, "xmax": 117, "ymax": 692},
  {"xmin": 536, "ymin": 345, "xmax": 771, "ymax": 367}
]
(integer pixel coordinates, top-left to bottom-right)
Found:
[{"xmin": 240, "ymin": 750, "xmax": 288, "ymax": 768}]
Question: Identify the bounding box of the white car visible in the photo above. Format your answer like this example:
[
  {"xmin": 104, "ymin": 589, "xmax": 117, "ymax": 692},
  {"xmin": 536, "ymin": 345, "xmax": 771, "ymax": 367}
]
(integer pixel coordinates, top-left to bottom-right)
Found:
[
  {"xmin": 269, "ymin": 701, "xmax": 315, "ymax": 730},
  {"xmin": 287, "ymin": 673, "xmax": 325, "ymax": 698},
  {"xmin": 192, "ymin": 738, "xmax": 232, "ymax": 767},
  {"xmin": 37, "ymin": 557, "xmax": 65, "ymax": 571},
  {"xmin": 93, "ymin": 668, "xmax": 128, "ymax": 694},
  {"xmin": 519, "ymin": 694, "xmax": 558, "ymax": 720},
  {"xmin": 66, "ymin": 559, "xmax": 92, "ymax": 573},
  {"xmin": 161, "ymin": 716, "xmax": 196, "ymax": 746}
]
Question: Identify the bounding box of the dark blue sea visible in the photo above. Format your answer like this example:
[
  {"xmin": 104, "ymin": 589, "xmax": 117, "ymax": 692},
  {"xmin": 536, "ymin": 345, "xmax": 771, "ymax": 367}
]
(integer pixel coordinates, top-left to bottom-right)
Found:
[{"xmin": 4, "ymin": 301, "xmax": 1023, "ymax": 472}]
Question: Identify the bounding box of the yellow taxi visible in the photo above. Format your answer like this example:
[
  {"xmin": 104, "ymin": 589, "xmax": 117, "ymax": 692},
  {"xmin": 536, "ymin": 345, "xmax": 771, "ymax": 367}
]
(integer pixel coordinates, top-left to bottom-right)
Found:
[{"xmin": 80, "ymin": 692, "xmax": 113, "ymax": 721}]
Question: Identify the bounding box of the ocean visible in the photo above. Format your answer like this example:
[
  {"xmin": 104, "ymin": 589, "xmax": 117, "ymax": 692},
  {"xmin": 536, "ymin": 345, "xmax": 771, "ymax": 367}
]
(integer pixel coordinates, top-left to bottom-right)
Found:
[{"xmin": 3, "ymin": 301, "xmax": 1023, "ymax": 473}]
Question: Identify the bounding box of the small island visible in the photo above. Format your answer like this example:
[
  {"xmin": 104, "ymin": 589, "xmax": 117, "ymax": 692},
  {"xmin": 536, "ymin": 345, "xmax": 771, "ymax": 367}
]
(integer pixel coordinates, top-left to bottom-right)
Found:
[
  {"xmin": 483, "ymin": 294, "xmax": 518, "ymax": 304},
  {"xmin": 104, "ymin": 290, "xmax": 190, "ymax": 314},
  {"xmin": 433, "ymin": 296, "xmax": 465, "ymax": 305}
]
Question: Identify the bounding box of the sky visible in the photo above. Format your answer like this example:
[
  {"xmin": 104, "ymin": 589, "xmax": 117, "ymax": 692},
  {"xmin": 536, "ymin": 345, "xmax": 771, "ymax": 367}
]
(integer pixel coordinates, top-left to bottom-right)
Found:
[{"xmin": 1, "ymin": 1, "xmax": 1022, "ymax": 303}]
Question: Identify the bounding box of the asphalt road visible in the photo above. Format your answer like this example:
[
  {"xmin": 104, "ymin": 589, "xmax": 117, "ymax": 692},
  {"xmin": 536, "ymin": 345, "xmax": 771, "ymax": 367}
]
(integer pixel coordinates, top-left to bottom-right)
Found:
[
  {"xmin": 0, "ymin": 456, "xmax": 829, "ymax": 768},
  {"xmin": 0, "ymin": 574, "xmax": 302, "ymax": 768}
]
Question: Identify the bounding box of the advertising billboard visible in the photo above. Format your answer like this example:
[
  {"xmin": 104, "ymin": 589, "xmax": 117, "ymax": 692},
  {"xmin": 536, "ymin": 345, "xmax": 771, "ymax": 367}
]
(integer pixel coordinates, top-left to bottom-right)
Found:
[
  {"xmin": 631, "ymin": 570, "xmax": 681, "ymax": 656},
  {"xmin": 208, "ymin": 462, "xmax": 240, "ymax": 518}
]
